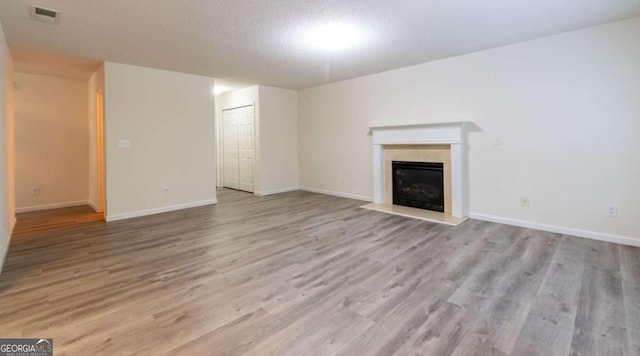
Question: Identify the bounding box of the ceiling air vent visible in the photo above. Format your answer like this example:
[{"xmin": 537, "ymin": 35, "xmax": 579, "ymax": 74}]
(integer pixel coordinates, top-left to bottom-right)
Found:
[{"xmin": 30, "ymin": 5, "xmax": 60, "ymax": 25}]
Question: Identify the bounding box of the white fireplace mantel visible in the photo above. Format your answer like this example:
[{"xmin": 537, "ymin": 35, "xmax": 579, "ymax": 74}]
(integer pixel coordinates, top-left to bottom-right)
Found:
[{"xmin": 370, "ymin": 122, "xmax": 469, "ymax": 218}]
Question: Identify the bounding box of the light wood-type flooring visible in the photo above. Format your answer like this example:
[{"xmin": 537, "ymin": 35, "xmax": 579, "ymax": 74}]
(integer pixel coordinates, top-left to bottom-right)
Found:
[{"xmin": 0, "ymin": 188, "xmax": 639, "ymax": 355}]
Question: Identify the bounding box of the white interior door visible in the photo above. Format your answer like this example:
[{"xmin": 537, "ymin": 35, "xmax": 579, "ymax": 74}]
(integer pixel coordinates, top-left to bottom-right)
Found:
[
  {"xmin": 223, "ymin": 109, "xmax": 240, "ymax": 190},
  {"xmin": 238, "ymin": 108, "xmax": 255, "ymax": 192},
  {"xmin": 222, "ymin": 105, "xmax": 255, "ymax": 193}
]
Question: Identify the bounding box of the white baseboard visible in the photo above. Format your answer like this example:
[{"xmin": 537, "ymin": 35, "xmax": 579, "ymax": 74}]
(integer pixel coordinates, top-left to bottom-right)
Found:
[
  {"xmin": 0, "ymin": 217, "xmax": 14, "ymax": 275},
  {"xmin": 15, "ymin": 200, "xmax": 90, "ymax": 213},
  {"xmin": 0, "ymin": 241, "xmax": 8, "ymax": 275},
  {"xmin": 469, "ymin": 212, "xmax": 640, "ymax": 247},
  {"xmin": 10, "ymin": 216, "xmax": 16, "ymax": 233},
  {"xmin": 87, "ymin": 200, "xmax": 103, "ymax": 213},
  {"xmin": 299, "ymin": 186, "xmax": 374, "ymax": 202},
  {"xmin": 254, "ymin": 186, "xmax": 300, "ymax": 196},
  {"xmin": 105, "ymin": 198, "xmax": 218, "ymax": 222}
]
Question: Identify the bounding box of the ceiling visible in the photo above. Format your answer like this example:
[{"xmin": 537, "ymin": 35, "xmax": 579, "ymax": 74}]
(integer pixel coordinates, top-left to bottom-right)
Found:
[{"xmin": 1, "ymin": 0, "xmax": 639, "ymax": 89}]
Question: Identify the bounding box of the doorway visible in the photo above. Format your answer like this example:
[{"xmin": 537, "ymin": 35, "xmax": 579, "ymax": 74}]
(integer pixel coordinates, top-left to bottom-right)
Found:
[{"xmin": 222, "ymin": 105, "xmax": 255, "ymax": 193}]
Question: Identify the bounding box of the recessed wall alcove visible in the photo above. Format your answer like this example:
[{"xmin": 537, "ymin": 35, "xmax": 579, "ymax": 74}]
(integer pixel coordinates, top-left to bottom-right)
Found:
[{"xmin": 362, "ymin": 122, "xmax": 470, "ymax": 226}]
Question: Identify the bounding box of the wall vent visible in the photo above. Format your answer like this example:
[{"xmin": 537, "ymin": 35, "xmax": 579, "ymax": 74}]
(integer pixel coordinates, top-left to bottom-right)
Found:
[{"xmin": 30, "ymin": 5, "xmax": 60, "ymax": 25}]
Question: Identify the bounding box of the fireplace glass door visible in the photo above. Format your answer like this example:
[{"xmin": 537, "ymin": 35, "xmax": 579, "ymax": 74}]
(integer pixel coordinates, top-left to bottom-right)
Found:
[{"xmin": 392, "ymin": 161, "xmax": 444, "ymax": 212}]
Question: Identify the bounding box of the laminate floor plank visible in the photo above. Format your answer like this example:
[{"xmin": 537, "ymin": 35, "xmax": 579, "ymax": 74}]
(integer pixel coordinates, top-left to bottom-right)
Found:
[
  {"xmin": 0, "ymin": 188, "xmax": 637, "ymax": 355},
  {"xmin": 390, "ymin": 301, "xmax": 474, "ymax": 356},
  {"xmin": 510, "ymin": 316, "xmax": 574, "ymax": 356}
]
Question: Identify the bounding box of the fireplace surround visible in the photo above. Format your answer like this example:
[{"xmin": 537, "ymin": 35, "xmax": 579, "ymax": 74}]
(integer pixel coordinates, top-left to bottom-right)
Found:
[{"xmin": 363, "ymin": 122, "xmax": 469, "ymax": 225}]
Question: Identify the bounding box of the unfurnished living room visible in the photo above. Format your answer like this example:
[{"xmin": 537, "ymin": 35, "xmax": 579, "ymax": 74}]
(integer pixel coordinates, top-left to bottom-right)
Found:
[{"xmin": 0, "ymin": 0, "xmax": 639, "ymax": 355}]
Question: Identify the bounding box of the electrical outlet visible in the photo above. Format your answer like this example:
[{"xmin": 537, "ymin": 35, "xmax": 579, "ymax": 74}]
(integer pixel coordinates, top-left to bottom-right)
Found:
[
  {"xmin": 163, "ymin": 187, "xmax": 169, "ymax": 195},
  {"xmin": 493, "ymin": 138, "xmax": 502, "ymax": 146},
  {"xmin": 31, "ymin": 186, "xmax": 40, "ymax": 196},
  {"xmin": 116, "ymin": 139, "xmax": 130, "ymax": 148},
  {"xmin": 520, "ymin": 197, "xmax": 529, "ymax": 207},
  {"xmin": 607, "ymin": 205, "xmax": 618, "ymax": 217}
]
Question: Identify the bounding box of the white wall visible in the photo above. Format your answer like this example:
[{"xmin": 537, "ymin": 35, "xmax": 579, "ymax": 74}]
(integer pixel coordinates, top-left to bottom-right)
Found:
[
  {"xmin": 104, "ymin": 62, "xmax": 217, "ymax": 221},
  {"xmin": 257, "ymin": 86, "xmax": 298, "ymax": 195},
  {"xmin": 0, "ymin": 21, "xmax": 15, "ymax": 273},
  {"xmin": 299, "ymin": 17, "xmax": 640, "ymax": 243},
  {"xmin": 14, "ymin": 73, "xmax": 89, "ymax": 211},
  {"xmin": 215, "ymin": 85, "xmax": 299, "ymax": 195}
]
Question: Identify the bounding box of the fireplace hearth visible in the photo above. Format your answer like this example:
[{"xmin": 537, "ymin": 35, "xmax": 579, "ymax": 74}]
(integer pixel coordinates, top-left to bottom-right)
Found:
[{"xmin": 392, "ymin": 161, "xmax": 445, "ymax": 212}]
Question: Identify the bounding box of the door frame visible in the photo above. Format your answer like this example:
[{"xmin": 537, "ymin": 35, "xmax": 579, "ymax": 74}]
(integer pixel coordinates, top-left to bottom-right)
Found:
[
  {"xmin": 96, "ymin": 90, "xmax": 106, "ymax": 213},
  {"xmin": 218, "ymin": 104, "xmax": 257, "ymax": 193}
]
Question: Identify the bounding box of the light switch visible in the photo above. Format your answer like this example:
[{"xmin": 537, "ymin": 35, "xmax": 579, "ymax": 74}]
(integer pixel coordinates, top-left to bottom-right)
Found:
[{"xmin": 116, "ymin": 139, "xmax": 130, "ymax": 148}]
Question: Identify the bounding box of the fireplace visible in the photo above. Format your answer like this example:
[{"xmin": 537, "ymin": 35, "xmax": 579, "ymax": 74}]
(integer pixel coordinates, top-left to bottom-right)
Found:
[
  {"xmin": 366, "ymin": 122, "xmax": 468, "ymax": 224},
  {"xmin": 392, "ymin": 161, "xmax": 445, "ymax": 212}
]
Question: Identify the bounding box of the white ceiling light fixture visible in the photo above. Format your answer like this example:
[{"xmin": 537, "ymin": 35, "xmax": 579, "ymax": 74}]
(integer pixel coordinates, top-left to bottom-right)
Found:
[
  {"xmin": 303, "ymin": 23, "xmax": 368, "ymax": 52},
  {"xmin": 212, "ymin": 85, "xmax": 231, "ymax": 95}
]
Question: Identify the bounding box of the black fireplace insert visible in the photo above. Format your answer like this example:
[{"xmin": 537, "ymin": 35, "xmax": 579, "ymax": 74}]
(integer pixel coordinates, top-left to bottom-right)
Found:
[{"xmin": 392, "ymin": 161, "xmax": 444, "ymax": 212}]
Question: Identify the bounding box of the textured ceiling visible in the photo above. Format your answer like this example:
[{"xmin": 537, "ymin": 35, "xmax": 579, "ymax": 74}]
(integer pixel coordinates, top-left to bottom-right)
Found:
[{"xmin": 1, "ymin": 0, "xmax": 639, "ymax": 89}]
